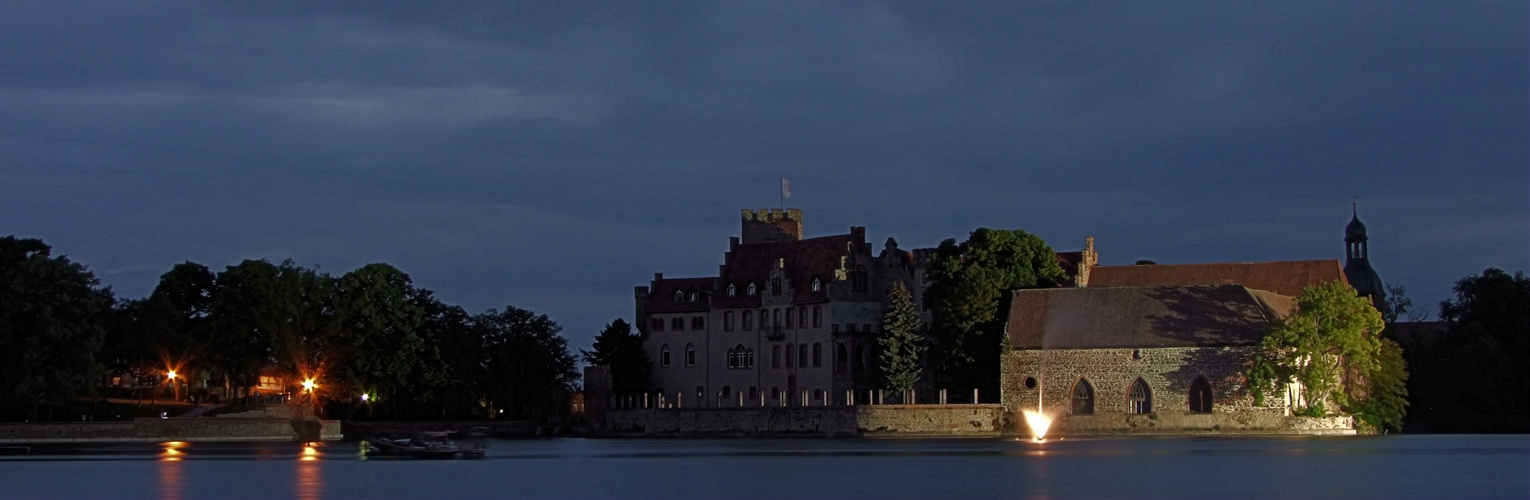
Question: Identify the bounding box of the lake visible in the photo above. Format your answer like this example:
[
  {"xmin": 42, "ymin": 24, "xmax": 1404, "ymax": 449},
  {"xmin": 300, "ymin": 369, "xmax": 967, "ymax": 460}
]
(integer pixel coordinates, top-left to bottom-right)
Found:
[{"xmin": 1, "ymin": 435, "xmax": 1525, "ymax": 499}]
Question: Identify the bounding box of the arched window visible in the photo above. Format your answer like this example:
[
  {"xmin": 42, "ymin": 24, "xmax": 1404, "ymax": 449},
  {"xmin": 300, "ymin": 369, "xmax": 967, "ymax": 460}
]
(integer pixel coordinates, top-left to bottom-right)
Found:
[
  {"xmin": 772, "ymin": 345, "xmax": 781, "ymax": 368},
  {"xmin": 660, "ymin": 345, "xmax": 671, "ymax": 368},
  {"xmin": 727, "ymin": 283, "xmax": 737, "ymax": 296},
  {"xmin": 773, "ymin": 309, "xmax": 781, "ymax": 329},
  {"xmin": 852, "ymin": 266, "xmax": 868, "ymax": 292},
  {"xmin": 812, "ymin": 343, "xmax": 822, "ymax": 367},
  {"xmin": 812, "ymin": 306, "xmax": 822, "ymax": 328},
  {"xmin": 1129, "ymin": 378, "xmax": 1153, "ymax": 414},
  {"xmin": 785, "ymin": 344, "xmax": 794, "ymax": 368},
  {"xmin": 854, "ymin": 343, "xmax": 867, "ymax": 373},
  {"xmin": 1071, "ymin": 379, "xmax": 1095, "ymax": 415},
  {"xmin": 742, "ymin": 310, "xmax": 753, "ymax": 331},
  {"xmin": 835, "ymin": 343, "xmax": 848, "ymax": 373},
  {"xmin": 674, "ymin": 289, "xmax": 684, "ymax": 302},
  {"xmin": 671, "ymin": 317, "xmax": 683, "ymax": 330},
  {"xmin": 726, "ymin": 347, "xmax": 737, "ymax": 369},
  {"xmin": 684, "ymin": 344, "xmax": 696, "ymax": 367},
  {"xmin": 745, "ymin": 347, "xmax": 754, "ymax": 368},
  {"xmin": 723, "ymin": 311, "xmax": 735, "ymax": 332},
  {"xmin": 772, "ymin": 277, "xmax": 782, "ymax": 295},
  {"xmin": 798, "ymin": 307, "xmax": 807, "ymax": 328},
  {"xmin": 785, "ymin": 309, "xmax": 795, "ymax": 330},
  {"xmin": 1189, "ymin": 376, "xmax": 1212, "ymax": 413},
  {"xmin": 651, "ymin": 317, "xmax": 664, "ymax": 332},
  {"xmin": 721, "ymin": 385, "xmax": 731, "ymax": 400},
  {"xmin": 691, "ymin": 316, "xmax": 704, "ymax": 330},
  {"xmin": 747, "ymin": 283, "xmax": 757, "ymax": 296},
  {"xmin": 798, "ymin": 343, "xmax": 809, "ymax": 367}
]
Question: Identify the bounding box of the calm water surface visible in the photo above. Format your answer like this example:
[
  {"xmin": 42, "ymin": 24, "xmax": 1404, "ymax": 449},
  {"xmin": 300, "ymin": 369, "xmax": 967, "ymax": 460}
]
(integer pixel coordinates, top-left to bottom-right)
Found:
[{"xmin": 1, "ymin": 435, "xmax": 1525, "ymax": 499}]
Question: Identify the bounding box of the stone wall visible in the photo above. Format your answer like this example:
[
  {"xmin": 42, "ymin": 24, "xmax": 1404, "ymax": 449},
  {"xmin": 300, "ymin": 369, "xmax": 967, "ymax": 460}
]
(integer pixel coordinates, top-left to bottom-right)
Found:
[
  {"xmin": 999, "ymin": 347, "xmax": 1350, "ymax": 435},
  {"xmin": 604, "ymin": 405, "xmax": 1001, "ymax": 437},
  {"xmin": 0, "ymin": 418, "xmax": 342, "ymax": 443}
]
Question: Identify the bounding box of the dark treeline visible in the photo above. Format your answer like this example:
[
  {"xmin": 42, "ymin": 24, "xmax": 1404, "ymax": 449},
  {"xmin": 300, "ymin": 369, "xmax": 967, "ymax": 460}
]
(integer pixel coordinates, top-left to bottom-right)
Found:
[{"xmin": 0, "ymin": 236, "xmax": 579, "ymax": 422}]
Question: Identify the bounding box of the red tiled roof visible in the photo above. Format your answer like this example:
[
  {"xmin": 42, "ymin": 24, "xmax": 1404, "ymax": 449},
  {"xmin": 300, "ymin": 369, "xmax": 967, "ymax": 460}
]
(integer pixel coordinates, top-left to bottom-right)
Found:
[
  {"xmin": 714, "ymin": 234, "xmax": 856, "ymax": 307},
  {"xmin": 1087, "ymin": 260, "xmax": 1347, "ymax": 297},
  {"xmin": 644, "ymin": 277, "xmax": 716, "ymax": 313},
  {"xmin": 1005, "ymin": 285, "xmax": 1293, "ymax": 349}
]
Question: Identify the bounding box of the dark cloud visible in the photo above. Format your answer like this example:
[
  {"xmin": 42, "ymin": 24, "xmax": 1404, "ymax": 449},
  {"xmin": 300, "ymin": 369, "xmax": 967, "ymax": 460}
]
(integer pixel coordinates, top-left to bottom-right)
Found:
[{"xmin": 2, "ymin": 0, "xmax": 1524, "ymax": 352}]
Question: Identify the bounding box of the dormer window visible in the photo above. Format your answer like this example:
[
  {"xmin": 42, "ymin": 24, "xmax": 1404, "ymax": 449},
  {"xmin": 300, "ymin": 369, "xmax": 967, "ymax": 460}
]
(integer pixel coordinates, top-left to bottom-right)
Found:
[
  {"xmin": 727, "ymin": 284, "xmax": 737, "ymax": 297},
  {"xmin": 747, "ymin": 283, "xmax": 757, "ymax": 296},
  {"xmin": 673, "ymin": 289, "xmax": 684, "ymax": 303},
  {"xmin": 811, "ymin": 278, "xmax": 821, "ymax": 292},
  {"xmin": 688, "ymin": 291, "xmax": 698, "ymax": 302}
]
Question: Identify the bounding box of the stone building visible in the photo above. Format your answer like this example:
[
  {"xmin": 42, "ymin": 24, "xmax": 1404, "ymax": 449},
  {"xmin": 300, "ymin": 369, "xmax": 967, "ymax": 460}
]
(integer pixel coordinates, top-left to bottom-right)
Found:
[
  {"xmin": 635, "ymin": 209, "xmax": 937, "ymax": 408},
  {"xmin": 998, "ymin": 284, "xmax": 1352, "ymax": 434}
]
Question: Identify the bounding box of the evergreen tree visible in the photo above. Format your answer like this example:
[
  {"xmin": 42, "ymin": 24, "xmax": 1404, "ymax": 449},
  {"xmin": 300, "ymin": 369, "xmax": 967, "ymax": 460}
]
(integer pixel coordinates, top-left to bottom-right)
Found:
[
  {"xmin": 581, "ymin": 319, "xmax": 652, "ymax": 396},
  {"xmin": 877, "ymin": 282, "xmax": 925, "ymax": 398}
]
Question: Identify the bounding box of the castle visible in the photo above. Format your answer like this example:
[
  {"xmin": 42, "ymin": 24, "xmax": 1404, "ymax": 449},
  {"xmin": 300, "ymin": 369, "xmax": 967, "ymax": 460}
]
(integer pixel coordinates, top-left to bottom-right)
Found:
[{"xmin": 627, "ymin": 207, "xmax": 1382, "ymax": 435}]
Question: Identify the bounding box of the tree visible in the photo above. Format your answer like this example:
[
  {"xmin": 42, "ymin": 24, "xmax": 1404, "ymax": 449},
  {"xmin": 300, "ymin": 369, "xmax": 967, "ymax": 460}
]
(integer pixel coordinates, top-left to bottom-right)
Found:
[
  {"xmin": 207, "ymin": 259, "xmax": 335, "ymax": 398},
  {"xmin": 877, "ymin": 281, "xmax": 925, "ymax": 398},
  {"xmin": 924, "ymin": 228, "xmax": 1065, "ymax": 401},
  {"xmin": 0, "ymin": 236, "xmax": 112, "ymax": 421},
  {"xmin": 1381, "ymin": 283, "xmax": 1428, "ymax": 326},
  {"xmin": 1405, "ymin": 268, "xmax": 1530, "ymax": 432},
  {"xmin": 476, "ymin": 306, "xmax": 579, "ymax": 419},
  {"xmin": 333, "ymin": 263, "xmax": 433, "ymax": 413},
  {"xmin": 581, "ymin": 319, "xmax": 651, "ymax": 396},
  {"xmin": 1247, "ymin": 280, "xmax": 1406, "ymax": 431}
]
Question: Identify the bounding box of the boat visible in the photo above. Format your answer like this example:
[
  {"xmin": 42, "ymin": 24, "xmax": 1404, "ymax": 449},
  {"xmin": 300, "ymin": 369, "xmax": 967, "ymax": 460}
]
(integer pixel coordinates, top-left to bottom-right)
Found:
[{"xmin": 365, "ymin": 431, "xmax": 487, "ymax": 459}]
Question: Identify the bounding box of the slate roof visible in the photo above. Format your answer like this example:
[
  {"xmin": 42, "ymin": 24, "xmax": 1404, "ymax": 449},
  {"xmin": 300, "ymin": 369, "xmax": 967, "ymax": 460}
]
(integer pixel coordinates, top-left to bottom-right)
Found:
[
  {"xmin": 1004, "ymin": 285, "xmax": 1294, "ymax": 349},
  {"xmin": 713, "ymin": 233, "xmax": 854, "ymax": 307},
  {"xmin": 644, "ymin": 277, "xmax": 717, "ymax": 313},
  {"xmin": 1087, "ymin": 260, "xmax": 1347, "ymax": 297}
]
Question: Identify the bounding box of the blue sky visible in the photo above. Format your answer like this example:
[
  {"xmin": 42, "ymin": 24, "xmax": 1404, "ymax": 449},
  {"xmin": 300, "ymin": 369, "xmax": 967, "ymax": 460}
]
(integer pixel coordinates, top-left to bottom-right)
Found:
[{"xmin": 2, "ymin": 1, "xmax": 1525, "ymax": 351}]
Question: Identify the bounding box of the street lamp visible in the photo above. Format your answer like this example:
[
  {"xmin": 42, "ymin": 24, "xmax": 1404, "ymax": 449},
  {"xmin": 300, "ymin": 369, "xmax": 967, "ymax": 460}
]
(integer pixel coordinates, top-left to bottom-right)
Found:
[{"xmin": 167, "ymin": 370, "xmax": 179, "ymax": 403}]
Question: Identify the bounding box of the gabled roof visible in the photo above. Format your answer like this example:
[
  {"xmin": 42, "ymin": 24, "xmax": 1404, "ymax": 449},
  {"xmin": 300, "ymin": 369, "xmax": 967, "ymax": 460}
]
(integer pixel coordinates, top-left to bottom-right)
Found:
[
  {"xmin": 713, "ymin": 234, "xmax": 853, "ymax": 307},
  {"xmin": 1004, "ymin": 285, "xmax": 1293, "ymax": 349},
  {"xmin": 644, "ymin": 277, "xmax": 716, "ymax": 313},
  {"xmin": 1087, "ymin": 260, "xmax": 1347, "ymax": 297}
]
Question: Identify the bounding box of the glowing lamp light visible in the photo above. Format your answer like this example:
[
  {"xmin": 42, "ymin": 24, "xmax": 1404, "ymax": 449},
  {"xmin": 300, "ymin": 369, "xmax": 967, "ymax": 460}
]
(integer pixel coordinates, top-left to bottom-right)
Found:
[
  {"xmin": 302, "ymin": 378, "xmax": 316, "ymax": 392},
  {"xmin": 1023, "ymin": 409, "xmax": 1053, "ymax": 441},
  {"xmin": 360, "ymin": 393, "xmax": 369, "ymax": 402},
  {"xmin": 166, "ymin": 370, "xmax": 177, "ymax": 380}
]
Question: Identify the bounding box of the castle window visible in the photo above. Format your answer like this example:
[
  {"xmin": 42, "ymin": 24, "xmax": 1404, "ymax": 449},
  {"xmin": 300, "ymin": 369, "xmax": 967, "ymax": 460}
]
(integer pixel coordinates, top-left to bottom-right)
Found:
[
  {"xmin": 744, "ymin": 347, "xmax": 754, "ymax": 368},
  {"xmin": 727, "ymin": 284, "xmax": 736, "ymax": 296},
  {"xmin": 812, "ymin": 343, "xmax": 822, "ymax": 368},
  {"xmin": 1071, "ymin": 379, "xmax": 1095, "ymax": 415},
  {"xmin": 773, "ymin": 309, "xmax": 781, "ymax": 329},
  {"xmin": 742, "ymin": 310, "xmax": 753, "ymax": 331},
  {"xmin": 651, "ymin": 317, "xmax": 664, "ymax": 332},
  {"xmin": 1189, "ymin": 377, "xmax": 1212, "ymax": 413},
  {"xmin": 854, "ymin": 343, "xmax": 867, "ymax": 374},
  {"xmin": 773, "ymin": 345, "xmax": 781, "ymax": 369},
  {"xmin": 748, "ymin": 283, "xmax": 757, "ymax": 296},
  {"xmin": 721, "ymin": 385, "xmax": 731, "ymax": 400},
  {"xmin": 836, "ymin": 343, "xmax": 848, "ymax": 373},
  {"xmin": 812, "ymin": 306, "xmax": 822, "ymax": 328},
  {"xmin": 691, "ymin": 316, "xmax": 704, "ymax": 330},
  {"xmin": 748, "ymin": 386, "xmax": 758, "ymax": 401},
  {"xmin": 798, "ymin": 343, "xmax": 808, "ymax": 367},
  {"xmin": 798, "ymin": 307, "xmax": 808, "ymax": 328},
  {"xmin": 727, "ymin": 348, "xmax": 736, "ymax": 369},
  {"xmin": 660, "ymin": 345, "xmax": 671, "ymax": 368},
  {"xmin": 685, "ymin": 344, "xmax": 696, "ymax": 367},
  {"xmin": 785, "ymin": 309, "xmax": 795, "ymax": 330},
  {"xmin": 772, "ymin": 277, "xmax": 782, "ymax": 295},
  {"xmin": 674, "ymin": 289, "xmax": 684, "ymax": 303},
  {"xmin": 785, "ymin": 344, "xmax": 794, "ymax": 368},
  {"xmin": 771, "ymin": 386, "xmax": 780, "ymax": 400},
  {"xmin": 1129, "ymin": 378, "xmax": 1153, "ymax": 414},
  {"xmin": 852, "ymin": 267, "xmax": 868, "ymax": 293},
  {"xmin": 812, "ymin": 278, "xmax": 821, "ymax": 292},
  {"xmin": 812, "ymin": 389, "xmax": 823, "ymax": 401},
  {"xmin": 723, "ymin": 311, "xmax": 735, "ymax": 332},
  {"xmin": 671, "ymin": 317, "xmax": 684, "ymax": 330}
]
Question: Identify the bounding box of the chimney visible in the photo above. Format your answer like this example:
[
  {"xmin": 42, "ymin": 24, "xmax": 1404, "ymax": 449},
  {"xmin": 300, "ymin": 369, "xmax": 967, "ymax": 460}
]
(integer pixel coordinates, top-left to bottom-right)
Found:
[{"xmin": 1076, "ymin": 237, "xmax": 1097, "ymax": 288}]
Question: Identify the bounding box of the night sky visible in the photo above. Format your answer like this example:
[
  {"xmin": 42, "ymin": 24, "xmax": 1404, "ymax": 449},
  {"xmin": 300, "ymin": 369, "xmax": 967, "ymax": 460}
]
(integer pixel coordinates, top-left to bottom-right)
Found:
[{"xmin": 3, "ymin": 1, "xmax": 1525, "ymax": 353}]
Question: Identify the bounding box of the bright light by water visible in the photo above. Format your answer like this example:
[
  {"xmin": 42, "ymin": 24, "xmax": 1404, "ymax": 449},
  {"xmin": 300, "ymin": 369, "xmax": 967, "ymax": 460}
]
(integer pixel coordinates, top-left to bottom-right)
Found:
[{"xmin": 1022, "ymin": 409, "xmax": 1053, "ymax": 441}]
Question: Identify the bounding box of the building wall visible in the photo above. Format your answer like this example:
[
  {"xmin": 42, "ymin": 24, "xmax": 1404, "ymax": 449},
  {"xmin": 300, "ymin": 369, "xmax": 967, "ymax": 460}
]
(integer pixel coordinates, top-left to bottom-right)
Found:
[
  {"xmin": 604, "ymin": 404, "xmax": 1003, "ymax": 437},
  {"xmin": 1000, "ymin": 347, "xmax": 1307, "ymax": 435}
]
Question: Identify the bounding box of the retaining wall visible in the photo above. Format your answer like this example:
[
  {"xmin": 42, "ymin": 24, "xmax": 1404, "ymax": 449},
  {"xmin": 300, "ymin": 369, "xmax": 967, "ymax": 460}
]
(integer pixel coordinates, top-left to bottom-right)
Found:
[
  {"xmin": 0, "ymin": 418, "xmax": 342, "ymax": 443},
  {"xmin": 604, "ymin": 405, "xmax": 1003, "ymax": 437}
]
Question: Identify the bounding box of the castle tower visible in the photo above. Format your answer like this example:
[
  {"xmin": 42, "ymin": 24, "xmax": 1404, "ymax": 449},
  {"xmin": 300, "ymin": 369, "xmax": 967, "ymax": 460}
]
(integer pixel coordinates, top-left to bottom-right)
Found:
[
  {"xmin": 1343, "ymin": 202, "xmax": 1386, "ymax": 307},
  {"xmin": 741, "ymin": 209, "xmax": 803, "ymax": 244}
]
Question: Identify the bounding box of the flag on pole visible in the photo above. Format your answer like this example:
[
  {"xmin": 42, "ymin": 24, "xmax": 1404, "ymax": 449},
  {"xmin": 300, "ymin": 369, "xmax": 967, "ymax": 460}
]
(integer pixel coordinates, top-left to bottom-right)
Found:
[{"xmin": 781, "ymin": 177, "xmax": 792, "ymax": 199}]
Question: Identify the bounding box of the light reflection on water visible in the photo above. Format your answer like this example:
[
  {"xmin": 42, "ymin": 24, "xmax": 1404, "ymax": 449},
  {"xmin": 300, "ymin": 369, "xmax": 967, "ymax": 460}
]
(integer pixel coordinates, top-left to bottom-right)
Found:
[{"xmin": 0, "ymin": 435, "xmax": 1522, "ymax": 499}]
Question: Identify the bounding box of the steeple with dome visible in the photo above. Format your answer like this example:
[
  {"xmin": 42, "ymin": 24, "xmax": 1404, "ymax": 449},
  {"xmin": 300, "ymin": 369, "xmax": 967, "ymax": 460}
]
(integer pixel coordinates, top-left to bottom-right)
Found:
[{"xmin": 1343, "ymin": 201, "xmax": 1385, "ymax": 307}]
